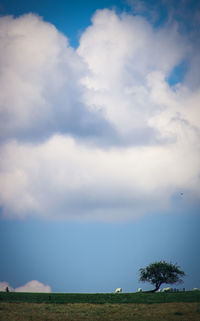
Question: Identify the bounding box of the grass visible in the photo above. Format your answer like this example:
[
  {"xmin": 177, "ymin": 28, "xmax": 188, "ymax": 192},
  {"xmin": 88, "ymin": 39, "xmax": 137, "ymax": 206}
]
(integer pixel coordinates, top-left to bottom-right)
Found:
[
  {"xmin": 0, "ymin": 302, "xmax": 199, "ymax": 321},
  {"xmin": 0, "ymin": 291, "xmax": 200, "ymax": 304},
  {"xmin": 0, "ymin": 291, "xmax": 200, "ymax": 321}
]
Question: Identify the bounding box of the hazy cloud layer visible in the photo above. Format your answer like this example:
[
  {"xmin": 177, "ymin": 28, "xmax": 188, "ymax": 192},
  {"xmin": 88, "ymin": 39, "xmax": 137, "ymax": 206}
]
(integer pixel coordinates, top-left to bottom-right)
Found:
[
  {"xmin": 0, "ymin": 10, "xmax": 199, "ymax": 221},
  {"xmin": 0, "ymin": 280, "xmax": 51, "ymax": 292}
]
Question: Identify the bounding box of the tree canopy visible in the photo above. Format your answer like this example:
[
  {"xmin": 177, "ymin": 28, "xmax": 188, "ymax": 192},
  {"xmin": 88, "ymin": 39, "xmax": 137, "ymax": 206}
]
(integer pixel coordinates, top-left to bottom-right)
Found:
[{"xmin": 139, "ymin": 261, "xmax": 185, "ymax": 292}]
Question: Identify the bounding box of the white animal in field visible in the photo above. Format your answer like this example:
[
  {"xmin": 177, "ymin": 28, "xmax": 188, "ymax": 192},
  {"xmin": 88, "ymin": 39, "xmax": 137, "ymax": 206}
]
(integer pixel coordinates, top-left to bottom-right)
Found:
[
  {"xmin": 193, "ymin": 288, "xmax": 199, "ymax": 291},
  {"xmin": 163, "ymin": 287, "xmax": 171, "ymax": 292},
  {"xmin": 137, "ymin": 288, "xmax": 142, "ymax": 292},
  {"xmin": 115, "ymin": 288, "xmax": 122, "ymax": 293}
]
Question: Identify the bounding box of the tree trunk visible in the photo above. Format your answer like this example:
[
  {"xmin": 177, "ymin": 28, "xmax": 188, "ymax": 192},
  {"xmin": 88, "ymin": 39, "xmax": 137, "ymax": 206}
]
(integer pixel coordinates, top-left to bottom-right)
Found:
[
  {"xmin": 143, "ymin": 284, "xmax": 161, "ymax": 293},
  {"xmin": 150, "ymin": 285, "xmax": 160, "ymax": 292}
]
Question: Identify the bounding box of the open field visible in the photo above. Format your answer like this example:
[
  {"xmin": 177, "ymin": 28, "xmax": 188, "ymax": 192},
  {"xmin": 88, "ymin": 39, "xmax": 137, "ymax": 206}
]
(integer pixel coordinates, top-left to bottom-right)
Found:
[
  {"xmin": 0, "ymin": 291, "xmax": 200, "ymax": 304},
  {"xmin": 0, "ymin": 302, "xmax": 200, "ymax": 321},
  {"xmin": 0, "ymin": 292, "xmax": 200, "ymax": 321}
]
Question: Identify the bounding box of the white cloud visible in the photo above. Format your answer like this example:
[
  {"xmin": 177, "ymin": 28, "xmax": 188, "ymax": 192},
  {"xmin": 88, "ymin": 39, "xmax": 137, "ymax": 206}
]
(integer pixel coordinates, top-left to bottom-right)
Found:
[
  {"xmin": 0, "ymin": 14, "xmax": 110, "ymax": 142},
  {"xmin": 78, "ymin": 9, "xmax": 189, "ymax": 138},
  {"xmin": 0, "ymin": 10, "xmax": 199, "ymax": 221},
  {"xmin": 0, "ymin": 280, "xmax": 51, "ymax": 292},
  {"xmin": 15, "ymin": 280, "xmax": 51, "ymax": 293},
  {"xmin": 0, "ymin": 133, "xmax": 199, "ymax": 221}
]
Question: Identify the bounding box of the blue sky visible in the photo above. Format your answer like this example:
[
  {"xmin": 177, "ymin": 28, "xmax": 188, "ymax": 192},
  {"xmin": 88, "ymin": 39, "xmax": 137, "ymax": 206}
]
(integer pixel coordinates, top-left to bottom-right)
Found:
[{"xmin": 0, "ymin": 0, "xmax": 200, "ymax": 293}]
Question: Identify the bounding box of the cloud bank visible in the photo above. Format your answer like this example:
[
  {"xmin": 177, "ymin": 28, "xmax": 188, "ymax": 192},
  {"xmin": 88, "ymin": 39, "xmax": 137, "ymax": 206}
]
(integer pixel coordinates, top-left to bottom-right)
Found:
[
  {"xmin": 0, "ymin": 280, "xmax": 51, "ymax": 292},
  {"xmin": 0, "ymin": 10, "xmax": 199, "ymax": 221}
]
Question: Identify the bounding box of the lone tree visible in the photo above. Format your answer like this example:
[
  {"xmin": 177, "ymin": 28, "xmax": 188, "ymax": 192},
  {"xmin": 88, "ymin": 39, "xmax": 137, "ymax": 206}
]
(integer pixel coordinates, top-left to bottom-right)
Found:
[{"xmin": 139, "ymin": 261, "xmax": 185, "ymax": 292}]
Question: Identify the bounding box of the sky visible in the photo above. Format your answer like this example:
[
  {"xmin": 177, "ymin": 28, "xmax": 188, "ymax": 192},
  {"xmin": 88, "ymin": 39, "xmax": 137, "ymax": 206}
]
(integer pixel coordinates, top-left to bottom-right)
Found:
[{"xmin": 0, "ymin": 0, "xmax": 200, "ymax": 293}]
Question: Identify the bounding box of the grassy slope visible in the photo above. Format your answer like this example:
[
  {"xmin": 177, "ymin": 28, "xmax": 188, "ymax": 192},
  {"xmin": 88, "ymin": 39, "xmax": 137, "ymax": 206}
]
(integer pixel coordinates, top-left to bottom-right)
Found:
[{"xmin": 0, "ymin": 291, "xmax": 200, "ymax": 304}]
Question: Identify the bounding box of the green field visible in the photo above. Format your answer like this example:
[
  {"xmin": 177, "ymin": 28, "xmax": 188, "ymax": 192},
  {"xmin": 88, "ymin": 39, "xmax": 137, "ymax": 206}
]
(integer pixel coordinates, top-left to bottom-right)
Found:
[
  {"xmin": 0, "ymin": 291, "xmax": 200, "ymax": 321},
  {"xmin": 0, "ymin": 291, "xmax": 200, "ymax": 304}
]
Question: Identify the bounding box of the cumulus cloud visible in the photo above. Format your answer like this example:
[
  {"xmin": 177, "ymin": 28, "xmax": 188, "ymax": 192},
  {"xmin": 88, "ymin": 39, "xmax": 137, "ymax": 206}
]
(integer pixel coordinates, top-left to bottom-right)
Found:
[
  {"xmin": 15, "ymin": 280, "xmax": 51, "ymax": 293},
  {"xmin": 0, "ymin": 133, "xmax": 199, "ymax": 221},
  {"xmin": 0, "ymin": 14, "xmax": 113, "ymax": 142},
  {"xmin": 0, "ymin": 280, "xmax": 51, "ymax": 292},
  {"xmin": 78, "ymin": 9, "xmax": 189, "ymax": 140},
  {"xmin": 0, "ymin": 9, "xmax": 199, "ymax": 221}
]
